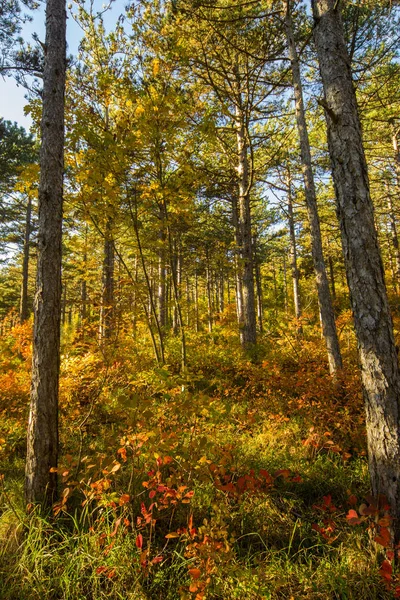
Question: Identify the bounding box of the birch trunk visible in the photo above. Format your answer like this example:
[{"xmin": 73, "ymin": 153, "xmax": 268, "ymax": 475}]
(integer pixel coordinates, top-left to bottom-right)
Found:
[
  {"xmin": 25, "ymin": 0, "xmax": 66, "ymax": 506},
  {"xmin": 313, "ymin": 0, "xmax": 400, "ymax": 538}
]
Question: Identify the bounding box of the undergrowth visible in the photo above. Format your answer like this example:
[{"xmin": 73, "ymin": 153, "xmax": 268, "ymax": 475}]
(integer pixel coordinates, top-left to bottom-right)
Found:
[{"xmin": 0, "ymin": 319, "xmax": 395, "ymax": 599}]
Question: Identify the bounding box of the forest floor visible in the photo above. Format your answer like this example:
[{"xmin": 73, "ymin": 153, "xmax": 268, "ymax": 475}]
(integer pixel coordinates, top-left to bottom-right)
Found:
[{"xmin": 0, "ymin": 316, "xmax": 397, "ymax": 599}]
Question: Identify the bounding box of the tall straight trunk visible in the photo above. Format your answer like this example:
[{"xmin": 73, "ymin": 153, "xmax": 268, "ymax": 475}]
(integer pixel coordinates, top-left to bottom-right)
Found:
[
  {"xmin": 386, "ymin": 188, "xmax": 400, "ymax": 287},
  {"xmin": 313, "ymin": 0, "xmax": 400, "ymax": 538},
  {"xmin": 232, "ymin": 195, "xmax": 244, "ymax": 327},
  {"xmin": 285, "ymin": 1, "xmax": 342, "ymax": 374},
  {"xmin": 100, "ymin": 217, "xmax": 114, "ymax": 342},
  {"xmin": 385, "ymin": 227, "xmax": 398, "ymax": 294},
  {"xmin": 166, "ymin": 226, "xmax": 186, "ymax": 371},
  {"xmin": 254, "ymin": 240, "xmax": 263, "ymax": 333},
  {"xmin": 206, "ymin": 253, "xmax": 213, "ymax": 333},
  {"xmin": 132, "ymin": 255, "xmax": 138, "ymax": 337},
  {"xmin": 194, "ymin": 268, "xmax": 199, "ymax": 332},
  {"xmin": 185, "ymin": 276, "xmax": 190, "ymax": 327},
  {"xmin": 158, "ymin": 211, "xmax": 167, "ymax": 330},
  {"xmin": 390, "ymin": 119, "xmax": 400, "ymax": 186},
  {"xmin": 130, "ymin": 194, "xmax": 164, "ymax": 363},
  {"xmin": 235, "ymin": 103, "xmax": 257, "ymax": 347},
  {"xmin": 287, "ymin": 174, "xmax": 302, "ymax": 325},
  {"xmin": 328, "ymin": 255, "xmax": 336, "ymax": 302},
  {"xmin": 79, "ymin": 225, "xmax": 88, "ymax": 329},
  {"xmin": 25, "ymin": 0, "xmax": 66, "ymax": 507},
  {"xmin": 219, "ymin": 272, "xmax": 224, "ymax": 314},
  {"xmin": 62, "ymin": 282, "xmax": 66, "ymax": 326},
  {"xmin": 283, "ymin": 253, "xmax": 289, "ymax": 314},
  {"xmin": 20, "ymin": 196, "xmax": 32, "ymax": 323}
]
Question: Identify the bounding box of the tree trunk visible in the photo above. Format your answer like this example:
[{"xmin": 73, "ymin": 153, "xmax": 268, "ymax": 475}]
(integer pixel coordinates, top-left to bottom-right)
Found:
[
  {"xmin": 285, "ymin": 0, "xmax": 342, "ymax": 374},
  {"xmin": 20, "ymin": 195, "xmax": 32, "ymax": 323},
  {"xmin": 194, "ymin": 268, "xmax": 199, "ymax": 332},
  {"xmin": 235, "ymin": 102, "xmax": 257, "ymax": 347},
  {"xmin": 206, "ymin": 252, "xmax": 213, "ymax": 333},
  {"xmin": 254, "ymin": 240, "xmax": 263, "ymax": 333},
  {"xmin": 328, "ymin": 255, "xmax": 336, "ymax": 301},
  {"xmin": 232, "ymin": 194, "xmax": 244, "ymax": 327},
  {"xmin": 387, "ymin": 188, "xmax": 400, "ymax": 288},
  {"xmin": 313, "ymin": 0, "xmax": 400, "ymax": 539},
  {"xmin": 158, "ymin": 211, "xmax": 167, "ymax": 330},
  {"xmin": 100, "ymin": 217, "xmax": 114, "ymax": 342},
  {"xmin": 287, "ymin": 173, "xmax": 302, "ymax": 329},
  {"xmin": 25, "ymin": 0, "xmax": 66, "ymax": 507},
  {"xmin": 283, "ymin": 253, "xmax": 288, "ymax": 314}
]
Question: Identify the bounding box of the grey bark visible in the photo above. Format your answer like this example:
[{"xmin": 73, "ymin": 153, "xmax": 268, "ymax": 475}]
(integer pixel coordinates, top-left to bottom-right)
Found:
[
  {"xmin": 285, "ymin": 0, "xmax": 342, "ymax": 374},
  {"xmin": 194, "ymin": 268, "xmax": 199, "ymax": 332},
  {"xmin": 328, "ymin": 255, "xmax": 336, "ymax": 301},
  {"xmin": 387, "ymin": 190, "xmax": 400, "ymax": 288},
  {"xmin": 235, "ymin": 101, "xmax": 257, "ymax": 347},
  {"xmin": 206, "ymin": 253, "xmax": 213, "ymax": 333},
  {"xmin": 100, "ymin": 217, "xmax": 114, "ymax": 342},
  {"xmin": 283, "ymin": 253, "xmax": 289, "ymax": 314},
  {"xmin": 232, "ymin": 194, "xmax": 244, "ymax": 327},
  {"xmin": 313, "ymin": 0, "xmax": 400, "ymax": 538},
  {"xmin": 158, "ymin": 211, "xmax": 167, "ymax": 330},
  {"xmin": 25, "ymin": 0, "xmax": 66, "ymax": 507},
  {"xmin": 287, "ymin": 174, "xmax": 302, "ymax": 326},
  {"xmin": 20, "ymin": 195, "xmax": 32, "ymax": 323}
]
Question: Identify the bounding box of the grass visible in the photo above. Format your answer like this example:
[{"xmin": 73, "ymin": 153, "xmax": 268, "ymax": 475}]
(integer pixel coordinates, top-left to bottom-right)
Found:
[{"xmin": 0, "ymin": 323, "xmax": 395, "ymax": 599}]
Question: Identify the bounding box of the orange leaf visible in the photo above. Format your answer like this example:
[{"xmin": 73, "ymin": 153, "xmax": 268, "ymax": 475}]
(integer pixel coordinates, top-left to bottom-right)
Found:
[
  {"xmin": 110, "ymin": 518, "xmax": 121, "ymax": 538},
  {"xmin": 189, "ymin": 568, "xmax": 201, "ymax": 579}
]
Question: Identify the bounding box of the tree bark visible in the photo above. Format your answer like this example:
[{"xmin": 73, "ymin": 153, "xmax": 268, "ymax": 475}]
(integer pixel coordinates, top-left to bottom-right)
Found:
[
  {"xmin": 285, "ymin": 0, "xmax": 342, "ymax": 374},
  {"xmin": 20, "ymin": 195, "xmax": 32, "ymax": 323},
  {"xmin": 158, "ymin": 209, "xmax": 167, "ymax": 330},
  {"xmin": 287, "ymin": 172, "xmax": 302, "ymax": 329},
  {"xmin": 387, "ymin": 189, "xmax": 400, "ymax": 288},
  {"xmin": 100, "ymin": 217, "xmax": 115, "ymax": 342},
  {"xmin": 312, "ymin": 0, "xmax": 400, "ymax": 538},
  {"xmin": 235, "ymin": 102, "xmax": 257, "ymax": 347},
  {"xmin": 25, "ymin": 0, "xmax": 66, "ymax": 507}
]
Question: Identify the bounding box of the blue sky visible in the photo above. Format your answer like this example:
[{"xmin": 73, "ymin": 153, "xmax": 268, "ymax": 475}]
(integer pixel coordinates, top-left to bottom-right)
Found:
[{"xmin": 0, "ymin": 0, "xmax": 122, "ymax": 131}]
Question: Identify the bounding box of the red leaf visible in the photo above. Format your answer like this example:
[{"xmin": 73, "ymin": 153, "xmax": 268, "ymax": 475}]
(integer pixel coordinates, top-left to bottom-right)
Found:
[
  {"xmin": 379, "ymin": 559, "xmax": 392, "ymax": 584},
  {"xmin": 346, "ymin": 509, "xmax": 362, "ymax": 525},
  {"xmin": 274, "ymin": 469, "xmax": 291, "ymax": 479},
  {"xmin": 135, "ymin": 534, "xmax": 143, "ymax": 549},
  {"xmin": 375, "ymin": 527, "xmax": 391, "ymax": 547}
]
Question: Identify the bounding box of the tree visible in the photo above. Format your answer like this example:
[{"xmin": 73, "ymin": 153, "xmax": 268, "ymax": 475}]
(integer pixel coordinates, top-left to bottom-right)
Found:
[
  {"xmin": 0, "ymin": 120, "xmax": 38, "ymax": 322},
  {"xmin": 312, "ymin": 0, "xmax": 400, "ymax": 539},
  {"xmin": 284, "ymin": 0, "xmax": 342, "ymax": 375},
  {"xmin": 25, "ymin": 0, "xmax": 66, "ymax": 506}
]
